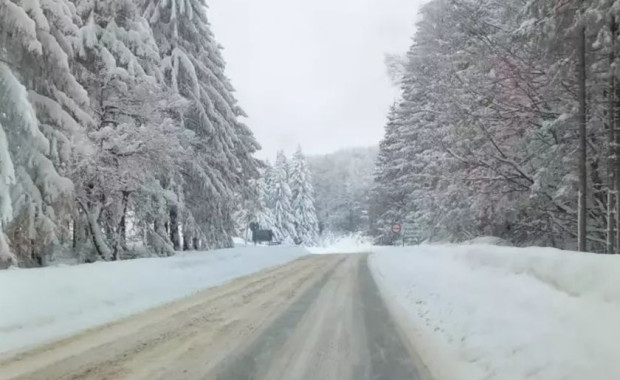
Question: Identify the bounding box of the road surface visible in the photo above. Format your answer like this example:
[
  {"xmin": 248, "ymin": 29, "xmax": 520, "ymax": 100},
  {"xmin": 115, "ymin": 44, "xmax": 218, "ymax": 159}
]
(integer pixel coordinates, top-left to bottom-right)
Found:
[{"xmin": 0, "ymin": 254, "xmax": 429, "ymax": 380}]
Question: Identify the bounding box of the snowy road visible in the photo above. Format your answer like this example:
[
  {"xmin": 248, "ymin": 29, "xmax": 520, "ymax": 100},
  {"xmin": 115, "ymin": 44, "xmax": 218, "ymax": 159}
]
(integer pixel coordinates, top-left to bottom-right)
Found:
[{"xmin": 0, "ymin": 254, "xmax": 427, "ymax": 380}]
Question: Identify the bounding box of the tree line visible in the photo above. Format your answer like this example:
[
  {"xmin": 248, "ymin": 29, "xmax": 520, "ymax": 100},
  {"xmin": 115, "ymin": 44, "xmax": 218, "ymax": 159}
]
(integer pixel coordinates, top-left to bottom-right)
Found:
[
  {"xmin": 0, "ymin": 0, "xmax": 261, "ymax": 267},
  {"xmin": 240, "ymin": 149, "xmax": 320, "ymax": 245},
  {"xmin": 370, "ymin": 0, "xmax": 620, "ymax": 252}
]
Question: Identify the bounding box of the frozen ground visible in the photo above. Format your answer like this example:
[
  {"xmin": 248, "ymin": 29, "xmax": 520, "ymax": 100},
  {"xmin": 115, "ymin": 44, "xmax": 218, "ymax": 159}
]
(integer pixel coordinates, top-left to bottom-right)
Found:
[
  {"xmin": 369, "ymin": 244, "xmax": 620, "ymax": 380},
  {"xmin": 0, "ymin": 246, "xmax": 307, "ymax": 355}
]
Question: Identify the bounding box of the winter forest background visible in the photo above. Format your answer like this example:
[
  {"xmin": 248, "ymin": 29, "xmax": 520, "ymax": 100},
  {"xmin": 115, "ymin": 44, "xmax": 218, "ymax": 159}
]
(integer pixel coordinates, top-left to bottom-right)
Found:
[
  {"xmin": 369, "ymin": 0, "xmax": 620, "ymax": 253},
  {"xmin": 1, "ymin": 0, "xmax": 618, "ymax": 268}
]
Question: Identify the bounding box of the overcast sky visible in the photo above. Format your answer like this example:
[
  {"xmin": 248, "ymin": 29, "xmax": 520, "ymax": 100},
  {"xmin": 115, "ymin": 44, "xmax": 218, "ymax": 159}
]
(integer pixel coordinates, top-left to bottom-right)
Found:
[{"xmin": 207, "ymin": 0, "xmax": 425, "ymax": 159}]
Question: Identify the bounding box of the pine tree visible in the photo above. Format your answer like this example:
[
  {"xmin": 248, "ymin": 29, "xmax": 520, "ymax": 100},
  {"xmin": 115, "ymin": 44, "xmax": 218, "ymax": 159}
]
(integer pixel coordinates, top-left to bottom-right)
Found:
[
  {"xmin": 71, "ymin": 0, "xmax": 189, "ymax": 260},
  {"xmin": 269, "ymin": 152, "xmax": 297, "ymax": 243},
  {"xmin": 290, "ymin": 147, "xmax": 319, "ymax": 244},
  {"xmin": 140, "ymin": 0, "xmax": 261, "ymax": 249},
  {"xmin": 254, "ymin": 169, "xmax": 276, "ymax": 233},
  {"xmin": 0, "ymin": 0, "xmax": 90, "ymax": 266}
]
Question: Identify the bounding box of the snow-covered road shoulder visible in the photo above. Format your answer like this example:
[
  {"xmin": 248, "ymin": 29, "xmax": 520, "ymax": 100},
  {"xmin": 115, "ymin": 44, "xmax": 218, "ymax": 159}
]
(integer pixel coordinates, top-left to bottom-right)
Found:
[
  {"xmin": 0, "ymin": 246, "xmax": 307, "ymax": 356},
  {"xmin": 369, "ymin": 245, "xmax": 620, "ymax": 380}
]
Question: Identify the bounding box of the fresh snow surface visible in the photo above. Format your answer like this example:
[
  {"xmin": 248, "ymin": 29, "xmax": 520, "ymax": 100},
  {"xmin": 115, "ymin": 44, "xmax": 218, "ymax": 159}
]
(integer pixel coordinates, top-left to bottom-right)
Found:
[
  {"xmin": 0, "ymin": 246, "xmax": 307, "ymax": 355},
  {"xmin": 369, "ymin": 244, "xmax": 620, "ymax": 380},
  {"xmin": 461, "ymin": 236, "xmax": 513, "ymax": 246},
  {"xmin": 307, "ymin": 233, "xmax": 373, "ymax": 254}
]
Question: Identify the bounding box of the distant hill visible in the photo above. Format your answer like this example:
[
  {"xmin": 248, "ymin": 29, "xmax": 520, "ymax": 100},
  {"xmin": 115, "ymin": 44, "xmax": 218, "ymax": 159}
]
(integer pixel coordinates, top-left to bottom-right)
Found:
[{"xmin": 308, "ymin": 146, "xmax": 378, "ymax": 234}]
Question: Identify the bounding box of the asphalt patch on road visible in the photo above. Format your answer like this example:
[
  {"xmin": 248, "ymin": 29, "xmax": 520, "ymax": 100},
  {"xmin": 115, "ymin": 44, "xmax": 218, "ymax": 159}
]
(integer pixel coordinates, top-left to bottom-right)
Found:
[
  {"xmin": 213, "ymin": 255, "xmax": 423, "ymax": 380},
  {"xmin": 214, "ymin": 259, "xmax": 344, "ymax": 380},
  {"xmin": 358, "ymin": 255, "xmax": 424, "ymax": 379}
]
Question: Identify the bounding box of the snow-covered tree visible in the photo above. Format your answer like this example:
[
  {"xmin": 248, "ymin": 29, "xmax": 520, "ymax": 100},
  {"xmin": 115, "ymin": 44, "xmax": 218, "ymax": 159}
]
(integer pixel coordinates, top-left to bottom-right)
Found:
[
  {"xmin": 290, "ymin": 147, "xmax": 319, "ymax": 244},
  {"xmin": 369, "ymin": 0, "xmax": 620, "ymax": 251},
  {"xmin": 0, "ymin": 0, "xmax": 262, "ymax": 267},
  {"xmin": 139, "ymin": 0, "xmax": 261, "ymax": 250},
  {"xmin": 69, "ymin": 0, "xmax": 191, "ymax": 260},
  {"xmin": 254, "ymin": 167, "xmax": 276, "ymax": 233},
  {"xmin": 267, "ymin": 152, "xmax": 297, "ymax": 243},
  {"xmin": 0, "ymin": 0, "xmax": 90, "ymax": 266}
]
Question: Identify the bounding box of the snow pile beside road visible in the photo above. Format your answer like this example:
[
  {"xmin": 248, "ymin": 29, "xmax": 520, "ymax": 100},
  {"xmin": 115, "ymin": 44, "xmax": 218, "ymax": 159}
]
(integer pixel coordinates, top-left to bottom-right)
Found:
[
  {"xmin": 461, "ymin": 236, "xmax": 513, "ymax": 246},
  {"xmin": 0, "ymin": 246, "xmax": 307, "ymax": 355},
  {"xmin": 307, "ymin": 233, "xmax": 373, "ymax": 254},
  {"xmin": 369, "ymin": 245, "xmax": 620, "ymax": 380}
]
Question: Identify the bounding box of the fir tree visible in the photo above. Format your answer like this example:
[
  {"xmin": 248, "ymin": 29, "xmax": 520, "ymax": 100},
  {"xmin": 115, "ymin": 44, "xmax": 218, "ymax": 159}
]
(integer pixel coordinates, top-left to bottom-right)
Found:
[
  {"xmin": 0, "ymin": 0, "xmax": 89, "ymax": 266},
  {"xmin": 290, "ymin": 147, "xmax": 319, "ymax": 244},
  {"xmin": 269, "ymin": 152, "xmax": 297, "ymax": 243}
]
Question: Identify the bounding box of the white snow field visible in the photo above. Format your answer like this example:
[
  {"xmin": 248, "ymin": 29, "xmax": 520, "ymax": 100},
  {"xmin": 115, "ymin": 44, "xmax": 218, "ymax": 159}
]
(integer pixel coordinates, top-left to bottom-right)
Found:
[
  {"xmin": 369, "ymin": 244, "xmax": 620, "ymax": 380},
  {"xmin": 0, "ymin": 246, "xmax": 307, "ymax": 355}
]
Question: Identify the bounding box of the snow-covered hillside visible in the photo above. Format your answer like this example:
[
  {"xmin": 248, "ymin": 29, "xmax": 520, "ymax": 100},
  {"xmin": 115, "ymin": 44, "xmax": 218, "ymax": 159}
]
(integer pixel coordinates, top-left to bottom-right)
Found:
[
  {"xmin": 369, "ymin": 245, "xmax": 620, "ymax": 380},
  {"xmin": 0, "ymin": 247, "xmax": 307, "ymax": 355}
]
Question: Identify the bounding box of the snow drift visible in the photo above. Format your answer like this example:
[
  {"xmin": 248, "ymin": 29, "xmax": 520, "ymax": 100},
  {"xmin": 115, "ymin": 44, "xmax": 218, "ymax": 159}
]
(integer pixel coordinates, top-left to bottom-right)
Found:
[
  {"xmin": 0, "ymin": 246, "xmax": 307, "ymax": 355},
  {"xmin": 369, "ymin": 244, "xmax": 620, "ymax": 380}
]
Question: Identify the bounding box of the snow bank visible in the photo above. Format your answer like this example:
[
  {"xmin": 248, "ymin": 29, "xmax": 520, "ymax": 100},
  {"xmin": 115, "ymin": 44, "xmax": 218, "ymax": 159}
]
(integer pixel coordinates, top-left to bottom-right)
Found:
[
  {"xmin": 369, "ymin": 245, "xmax": 620, "ymax": 380},
  {"xmin": 461, "ymin": 236, "xmax": 513, "ymax": 246},
  {"xmin": 0, "ymin": 246, "xmax": 307, "ymax": 355},
  {"xmin": 307, "ymin": 233, "xmax": 373, "ymax": 254}
]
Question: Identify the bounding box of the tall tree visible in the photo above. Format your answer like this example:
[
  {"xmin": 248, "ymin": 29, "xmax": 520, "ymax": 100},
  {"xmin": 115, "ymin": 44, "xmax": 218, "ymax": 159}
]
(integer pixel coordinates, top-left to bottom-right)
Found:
[
  {"xmin": 269, "ymin": 152, "xmax": 297, "ymax": 243},
  {"xmin": 141, "ymin": 0, "xmax": 261, "ymax": 250},
  {"xmin": 577, "ymin": 22, "xmax": 588, "ymax": 251},
  {"xmin": 0, "ymin": 0, "xmax": 90, "ymax": 266},
  {"xmin": 290, "ymin": 147, "xmax": 319, "ymax": 244},
  {"xmin": 71, "ymin": 0, "xmax": 189, "ymax": 260}
]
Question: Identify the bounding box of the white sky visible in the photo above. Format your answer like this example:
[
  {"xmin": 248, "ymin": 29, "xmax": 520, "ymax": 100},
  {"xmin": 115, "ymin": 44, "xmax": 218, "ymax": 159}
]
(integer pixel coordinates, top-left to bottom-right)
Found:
[{"xmin": 207, "ymin": 0, "xmax": 425, "ymax": 158}]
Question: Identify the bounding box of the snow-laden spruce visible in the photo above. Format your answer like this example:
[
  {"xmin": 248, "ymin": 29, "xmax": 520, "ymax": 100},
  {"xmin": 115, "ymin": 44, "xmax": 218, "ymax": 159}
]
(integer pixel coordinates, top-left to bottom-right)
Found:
[
  {"xmin": 0, "ymin": 0, "xmax": 261, "ymax": 267},
  {"xmin": 141, "ymin": 0, "xmax": 261, "ymax": 250},
  {"xmin": 289, "ymin": 148, "xmax": 319, "ymax": 245},
  {"xmin": 254, "ymin": 174, "xmax": 277, "ymax": 233},
  {"xmin": 71, "ymin": 0, "xmax": 188, "ymax": 261},
  {"xmin": 0, "ymin": 0, "xmax": 88, "ymax": 267},
  {"xmin": 267, "ymin": 152, "xmax": 297, "ymax": 243}
]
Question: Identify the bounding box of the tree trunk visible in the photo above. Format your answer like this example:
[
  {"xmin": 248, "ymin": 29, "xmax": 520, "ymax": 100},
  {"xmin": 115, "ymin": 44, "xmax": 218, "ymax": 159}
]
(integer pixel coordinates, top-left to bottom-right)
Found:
[
  {"xmin": 183, "ymin": 228, "xmax": 192, "ymax": 251},
  {"xmin": 615, "ymin": 27, "xmax": 620, "ymax": 253},
  {"xmin": 169, "ymin": 205, "xmax": 180, "ymax": 251},
  {"xmin": 577, "ymin": 24, "xmax": 588, "ymax": 252},
  {"xmin": 114, "ymin": 191, "xmax": 130, "ymax": 261},
  {"xmin": 608, "ymin": 16, "xmax": 617, "ymax": 254},
  {"xmin": 73, "ymin": 217, "xmax": 78, "ymax": 250},
  {"xmin": 193, "ymin": 237, "xmax": 199, "ymax": 250},
  {"xmin": 84, "ymin": 204, "xmax": 112, "ymax": 260}
]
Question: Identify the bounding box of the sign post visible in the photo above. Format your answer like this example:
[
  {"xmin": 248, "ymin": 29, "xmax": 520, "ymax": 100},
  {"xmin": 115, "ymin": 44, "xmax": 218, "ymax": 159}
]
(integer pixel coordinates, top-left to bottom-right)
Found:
[{"xmin": 391, "ymin": 222, "xmax": 402, "ymax": 246}]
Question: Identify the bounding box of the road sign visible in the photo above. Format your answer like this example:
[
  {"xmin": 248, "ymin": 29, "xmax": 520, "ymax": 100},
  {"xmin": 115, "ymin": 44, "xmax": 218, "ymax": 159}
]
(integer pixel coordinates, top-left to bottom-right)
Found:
[{"xmin": 391, "ymin": 223, "xmax": 402, "ymax": 234}]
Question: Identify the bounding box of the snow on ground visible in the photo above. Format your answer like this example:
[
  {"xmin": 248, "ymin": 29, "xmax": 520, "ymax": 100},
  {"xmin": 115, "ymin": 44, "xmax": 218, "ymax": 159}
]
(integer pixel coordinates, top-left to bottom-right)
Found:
[
  {"xmin": 0, "ymin": 246, "xmax": 307, "ymax": 355},
  {"xmin": 307, "ymin": 233, "xmax": 373, "ymax": 254},
  {"xmin": 369, "ymin": 244, "xmax": 620, "ymax": 380},
  {"xmin": 461, "ymin": 236, "xmax": 513, "ymax": 246}
]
